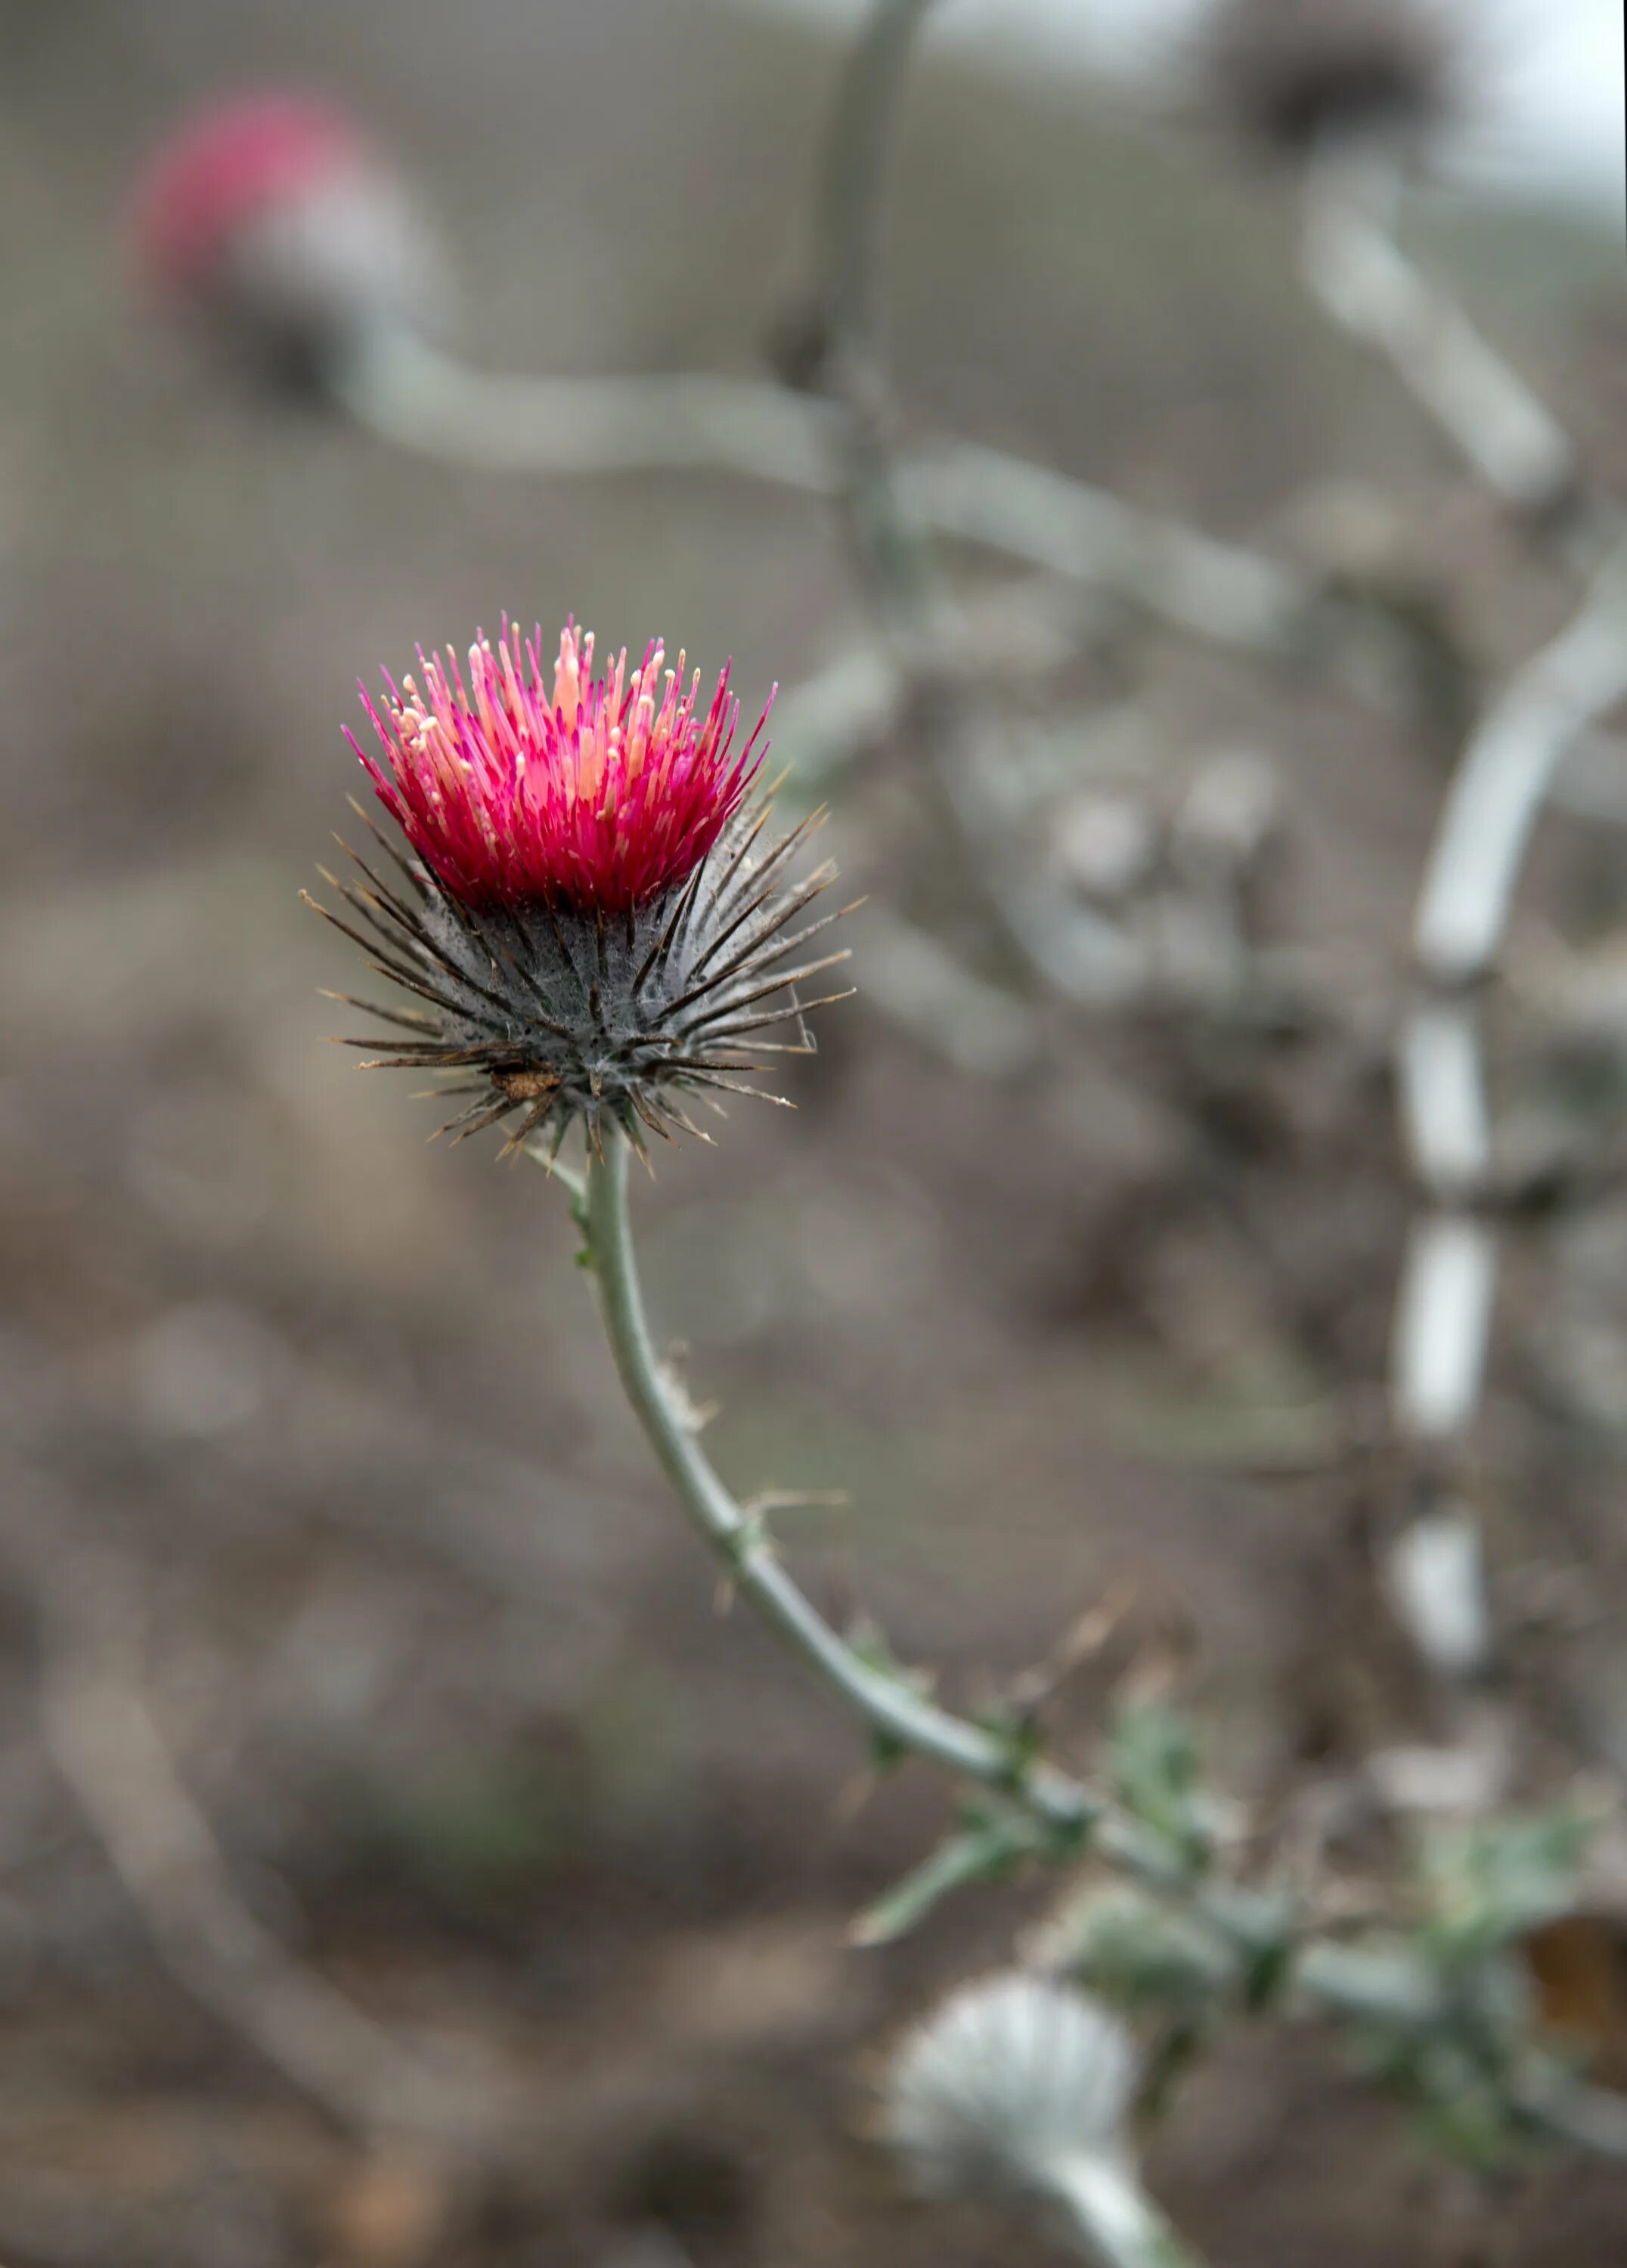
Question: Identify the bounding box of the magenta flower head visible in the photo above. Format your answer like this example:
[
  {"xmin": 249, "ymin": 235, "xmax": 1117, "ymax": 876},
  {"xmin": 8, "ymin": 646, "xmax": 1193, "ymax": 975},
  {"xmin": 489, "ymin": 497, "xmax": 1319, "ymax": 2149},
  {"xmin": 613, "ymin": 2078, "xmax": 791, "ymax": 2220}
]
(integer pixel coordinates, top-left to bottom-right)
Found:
[
  {"xmin": 310, "ymin": 621, "xmax": 850, "ymax": 1155},
  {"xmin": 131, "ymin": 92, "xmax": 437, "ymax": 392}
]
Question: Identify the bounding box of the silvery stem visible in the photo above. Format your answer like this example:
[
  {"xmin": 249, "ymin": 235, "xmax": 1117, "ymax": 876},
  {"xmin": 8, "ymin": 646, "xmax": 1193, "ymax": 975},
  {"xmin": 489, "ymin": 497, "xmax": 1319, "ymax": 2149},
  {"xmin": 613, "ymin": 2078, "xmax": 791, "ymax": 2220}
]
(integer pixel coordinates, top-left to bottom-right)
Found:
[
  {"xmin": 1049, "ymin": 2152, "xmax": 1205, "ymax": 2268},
  {"xmin": 1301, "ymin": 147, "xmax": 1592, "ymax": 555},
  {"xmin": 334, "ymin": 324, "xmax": 1374, "ymax": 680},
  {"xmin": 1387, "ymin": 536, "xmax": 1627, "ymax": 1679}
]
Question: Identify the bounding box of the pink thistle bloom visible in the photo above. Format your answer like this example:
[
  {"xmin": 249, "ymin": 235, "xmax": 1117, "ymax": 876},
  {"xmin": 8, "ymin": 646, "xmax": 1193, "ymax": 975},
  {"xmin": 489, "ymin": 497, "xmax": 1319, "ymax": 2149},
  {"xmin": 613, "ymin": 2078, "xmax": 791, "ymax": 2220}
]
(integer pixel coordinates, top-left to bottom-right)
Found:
[
  {"xmin": 132, "ymin": 93, "xmax": 377, "ymax": 299},
  {"xmin": 350, "ymin": 622, "xmax": 773, "ymax": 916}
]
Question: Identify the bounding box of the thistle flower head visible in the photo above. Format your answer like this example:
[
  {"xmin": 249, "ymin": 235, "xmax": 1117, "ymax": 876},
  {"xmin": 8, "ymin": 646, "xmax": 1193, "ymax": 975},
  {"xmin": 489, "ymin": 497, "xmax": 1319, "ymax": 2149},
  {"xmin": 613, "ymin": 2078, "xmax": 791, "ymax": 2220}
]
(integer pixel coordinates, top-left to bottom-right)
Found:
[
  {"xmin": 1202, "ymin": 0, "xmax": 1458, "ymax": 159},
  {"xmin": 353, "ymin": 623, "xmax": 764, "ymax": 915},
  {"xmin": 311, "ymin": 618, "xmax": 848, "ymax": 1156},
  {"xmin": 132, "ymin": 92, "xmax": 435, "ymax": 389},
  {"xmin": 882, "ymin": 1973, "xmax": 1139, "ymax": 2203}
]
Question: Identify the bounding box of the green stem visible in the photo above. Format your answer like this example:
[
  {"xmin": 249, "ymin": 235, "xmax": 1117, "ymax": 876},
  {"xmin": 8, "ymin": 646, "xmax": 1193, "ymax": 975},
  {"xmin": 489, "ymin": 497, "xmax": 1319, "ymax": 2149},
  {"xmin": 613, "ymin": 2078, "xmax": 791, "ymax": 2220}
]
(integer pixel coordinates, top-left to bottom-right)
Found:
[
  {"xmin": 583, "ymin": 1129, "xmax": 1093, "ymax": 1829},
  {"xmin": 1050, "ymin": 2152, "xmax": 1206, "ymax": 2268},
  {"xmin": 569, "ymin": 1131, "xmax": 1627, "ymax": 2167}
]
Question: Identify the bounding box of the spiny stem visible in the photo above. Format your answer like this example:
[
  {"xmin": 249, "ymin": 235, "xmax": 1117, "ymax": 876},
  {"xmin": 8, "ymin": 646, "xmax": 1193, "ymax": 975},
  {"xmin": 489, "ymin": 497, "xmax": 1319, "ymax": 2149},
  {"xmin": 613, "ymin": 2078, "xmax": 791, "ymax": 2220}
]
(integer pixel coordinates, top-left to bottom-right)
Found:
[
  {"xmin": 564, "ymin": 1129, "xmax": 1627, "ymax": 2169},
  {"xmin": 582, "ymin": 1126, "xmax": 1090, "ymax": 1825}
]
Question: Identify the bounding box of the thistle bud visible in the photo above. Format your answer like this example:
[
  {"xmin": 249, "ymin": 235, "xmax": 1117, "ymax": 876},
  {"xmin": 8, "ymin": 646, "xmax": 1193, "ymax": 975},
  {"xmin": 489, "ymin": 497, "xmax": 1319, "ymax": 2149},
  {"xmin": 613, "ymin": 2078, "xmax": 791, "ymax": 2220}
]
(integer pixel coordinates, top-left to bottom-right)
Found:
[
  {"xmin": 132, "ymin": 93, "xmax": 438, "ymax": 394},
  {"xmin": 311, "ymin": 620, "xmax": 848, "ymax": 1156},
  {"xmin": 882, "ymin": 1975, "xmax": 1204, "ymax": 2267},
  {"xmin": 1202, "ymin": 0, "xmax": 1458, "ymax": 160},
  {"xmin": 882, "ymin": 1972, "xmax": 1138, "ymax": 2202}
]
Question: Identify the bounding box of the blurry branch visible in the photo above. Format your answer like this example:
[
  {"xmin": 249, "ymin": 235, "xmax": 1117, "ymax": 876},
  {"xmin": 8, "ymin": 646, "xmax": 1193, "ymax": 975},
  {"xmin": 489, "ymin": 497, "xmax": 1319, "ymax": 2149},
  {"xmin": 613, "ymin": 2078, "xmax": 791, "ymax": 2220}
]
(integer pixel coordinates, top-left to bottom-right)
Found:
[
  {"xmin": 814, "ymin": 0, "xmax": 939, "ymax": 356},
  {"xmin": 769, "ymin": 578, "xmax": 1117, "ymax": 792},
  {"xmin": 1300, "ymin": 148, "xmax": 1609, "ymax": 565},
  {"xmin": 855, "ymin": 906, "xmax": 1045, "ymax": 1077},
  {"xmin": 570, "ymin": 1131, "xmax": 1627, "ymax": 2164},
  {"xmin": 796, "ymin": 0, "xmax": 1363, "ymax": 1033},
  {"xmin": 1414, "ymin": 550, "xmax": 1627, "ymax": 988},
  {"xmin": 25, "ymin": 1538, "xmax": 504, "ymax": 2155},
  {"xmin": 335, "ymin": 327, "xmax": 1431, "ymax": 702},
  {"xmin": 335, "ymin": 330, "xmax": 841, "ymax": 489},
  {"xmin": 805, "ymin": 0, "xmax": 1163, "ymax": 1014},
  {"xmin": 1390, "ymin": 539, "xmax": 1627, "ymax": 1677},
  {"xmin": 768, "ymin": 637, "xmax": 906, "ymax": 789},
  {"xmin": 739, "ymin": 0, "xmax": 1627, "ymax": 2169},
  {"xmin": 910, "ymin": 438, "xmax": 1323, "ymax": 657}
]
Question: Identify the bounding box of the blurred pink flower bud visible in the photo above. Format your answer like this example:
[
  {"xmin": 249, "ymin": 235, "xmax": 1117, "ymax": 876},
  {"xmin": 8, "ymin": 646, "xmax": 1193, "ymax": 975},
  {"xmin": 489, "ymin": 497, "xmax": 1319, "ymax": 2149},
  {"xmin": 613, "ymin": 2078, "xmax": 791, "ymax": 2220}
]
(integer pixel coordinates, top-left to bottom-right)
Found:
[{"xmin": 132, "ymin": 92, "xmax": 438, "ymax": 392}]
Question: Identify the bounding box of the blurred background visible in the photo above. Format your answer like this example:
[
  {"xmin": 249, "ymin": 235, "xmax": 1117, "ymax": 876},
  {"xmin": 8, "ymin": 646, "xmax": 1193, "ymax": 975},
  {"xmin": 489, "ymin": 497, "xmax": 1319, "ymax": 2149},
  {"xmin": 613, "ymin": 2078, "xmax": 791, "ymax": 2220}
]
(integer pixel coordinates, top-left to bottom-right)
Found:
[{"xmin": 3, "ymin": 2, "xmax": 1627, "ymax": 2262}]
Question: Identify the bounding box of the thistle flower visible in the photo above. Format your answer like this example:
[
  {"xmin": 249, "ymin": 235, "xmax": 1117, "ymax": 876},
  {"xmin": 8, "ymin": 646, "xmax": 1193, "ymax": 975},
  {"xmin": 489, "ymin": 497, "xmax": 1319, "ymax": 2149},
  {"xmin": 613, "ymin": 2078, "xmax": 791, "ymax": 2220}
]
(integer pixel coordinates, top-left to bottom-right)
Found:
[
  {"xmin": 310, "ymin": 620, "xmax": 849, "ymax": 1156},
  {"xmin": 132, "ymin": 92, "xmax": 437, "ymax": 392},
  {"xmin": 1201, "ymin": 0, "xmax": 1459, "ymax": 159}
]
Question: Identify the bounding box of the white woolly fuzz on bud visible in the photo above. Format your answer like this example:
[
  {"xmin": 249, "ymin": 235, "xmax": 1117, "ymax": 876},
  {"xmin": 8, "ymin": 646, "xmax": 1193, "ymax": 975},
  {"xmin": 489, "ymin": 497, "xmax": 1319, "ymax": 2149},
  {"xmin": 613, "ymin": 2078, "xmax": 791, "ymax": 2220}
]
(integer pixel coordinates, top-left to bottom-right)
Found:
[
  {"xmin": 218, "ymin": 172, "xmax": 440, "ymax": 385},
  {"xmin": 883, "ymin": 1972, "xmax": 1139, "ymax": 2204}
]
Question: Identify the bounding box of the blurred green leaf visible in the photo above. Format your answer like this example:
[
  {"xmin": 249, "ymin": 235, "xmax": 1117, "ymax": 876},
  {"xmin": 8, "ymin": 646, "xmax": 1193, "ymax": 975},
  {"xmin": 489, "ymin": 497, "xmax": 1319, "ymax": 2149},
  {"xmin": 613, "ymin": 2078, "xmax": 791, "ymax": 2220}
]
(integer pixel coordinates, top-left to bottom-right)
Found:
[
  {"xmin": 1107, "ymin": 1700, "xmax": 1211, "ymax": 1876},
  {"xmin": 1420, "ymin": 1809, "xmax": 1594, "ymax": 1969},
  {"xmin": 853, "ymin": 1809, "xmax": 1043, "ymax": 1947}
]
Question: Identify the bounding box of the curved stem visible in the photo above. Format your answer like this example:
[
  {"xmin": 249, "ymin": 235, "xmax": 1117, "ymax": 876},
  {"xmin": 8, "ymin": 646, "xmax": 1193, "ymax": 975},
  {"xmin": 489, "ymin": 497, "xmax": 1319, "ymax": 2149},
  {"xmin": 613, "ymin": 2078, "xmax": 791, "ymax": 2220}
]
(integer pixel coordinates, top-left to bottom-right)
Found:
[
  {"xmin": 335, "ymin": 324, "xmax": 1335, "ymax": 675},
  {"xmin": 1300, "ymin": 148, "xmax": 1600, "ymax": 559},
  {"xmin": 334, "ymin": 326, "xmax": 843, "ymax": 491},
  {"xmin": 582, "ymin": 1129, "xmax": 1093, "ymax": 1829},
  {"xmin": 1413, "ymin": 544, "xmax": 1627, "ymax": 990},
  {"xmin": 1387, "ymin": 539, "xmax": 1627, "ymax": 1674},
  {"xmin": 568, "ymin": 1131, "xmax": 1627, "ymax": 2165}
]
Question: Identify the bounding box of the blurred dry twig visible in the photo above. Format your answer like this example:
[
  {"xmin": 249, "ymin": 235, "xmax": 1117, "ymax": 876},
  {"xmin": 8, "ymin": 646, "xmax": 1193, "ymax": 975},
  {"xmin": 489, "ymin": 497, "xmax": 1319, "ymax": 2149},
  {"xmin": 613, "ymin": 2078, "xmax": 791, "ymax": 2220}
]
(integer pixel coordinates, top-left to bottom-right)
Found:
[{"xmin": 1390, "ymin": 539, "xmax": 1627, "ymax": 1678}]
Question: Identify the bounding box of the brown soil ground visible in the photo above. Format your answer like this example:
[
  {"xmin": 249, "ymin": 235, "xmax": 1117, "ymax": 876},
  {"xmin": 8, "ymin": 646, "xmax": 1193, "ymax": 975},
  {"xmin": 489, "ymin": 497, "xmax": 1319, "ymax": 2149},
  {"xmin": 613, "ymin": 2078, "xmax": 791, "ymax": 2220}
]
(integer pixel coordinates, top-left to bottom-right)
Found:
[{"xmin": 4, "ymin": 2, "xmax": 1627, "ymax": 2262}]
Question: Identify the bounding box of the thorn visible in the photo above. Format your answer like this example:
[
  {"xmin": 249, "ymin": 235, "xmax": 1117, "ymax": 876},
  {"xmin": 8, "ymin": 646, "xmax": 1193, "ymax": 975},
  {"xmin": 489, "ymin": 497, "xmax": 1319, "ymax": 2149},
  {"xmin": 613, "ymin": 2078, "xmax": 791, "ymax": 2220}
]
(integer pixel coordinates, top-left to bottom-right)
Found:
[{"xmin": 738, "ymin": 1489, "xmax": 851, "ymax": 1520}]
